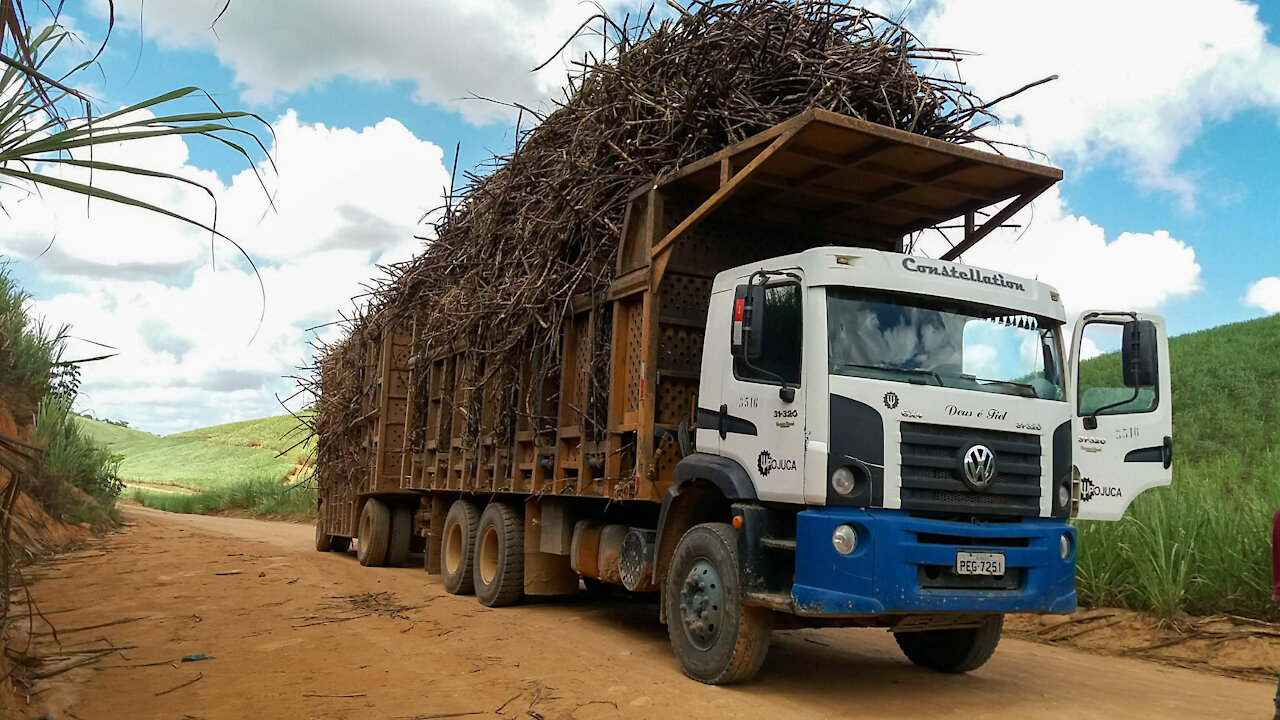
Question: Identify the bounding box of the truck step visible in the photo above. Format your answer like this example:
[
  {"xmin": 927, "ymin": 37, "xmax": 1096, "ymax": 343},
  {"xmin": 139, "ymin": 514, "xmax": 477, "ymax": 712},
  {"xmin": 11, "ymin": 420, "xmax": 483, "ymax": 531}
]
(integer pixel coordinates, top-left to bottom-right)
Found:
[
  {"xmin": 761, "ymin": 537, "xmax": 796, "ymax": 551},
  {"xmin": 743, "ymin": 591, "xmax": 793, "ymax": 612}
]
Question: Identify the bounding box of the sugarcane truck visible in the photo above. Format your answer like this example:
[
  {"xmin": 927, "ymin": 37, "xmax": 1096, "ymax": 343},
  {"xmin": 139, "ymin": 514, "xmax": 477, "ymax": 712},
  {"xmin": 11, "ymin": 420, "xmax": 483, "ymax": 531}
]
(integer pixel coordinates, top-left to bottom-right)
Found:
[{"xmin": 313, "ymin": 109, "xmax": 1174, "ymax": 684}]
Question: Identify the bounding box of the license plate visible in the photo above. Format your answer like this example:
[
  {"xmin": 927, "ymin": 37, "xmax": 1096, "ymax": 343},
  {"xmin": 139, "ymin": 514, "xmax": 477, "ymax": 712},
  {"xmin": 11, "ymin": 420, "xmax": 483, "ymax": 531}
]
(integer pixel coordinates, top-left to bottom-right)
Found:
[{"xmin": 955, "ymin": 550, "xmax": 1006, "ymax": 576}]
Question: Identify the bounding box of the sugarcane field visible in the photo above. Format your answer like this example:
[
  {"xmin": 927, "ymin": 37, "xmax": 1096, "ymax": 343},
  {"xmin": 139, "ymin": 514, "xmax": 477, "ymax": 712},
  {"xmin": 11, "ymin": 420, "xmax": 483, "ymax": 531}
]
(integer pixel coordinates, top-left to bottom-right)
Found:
[{"xmin": 1, "ymin": 0, "xmax": 1280, "ymax": 718}]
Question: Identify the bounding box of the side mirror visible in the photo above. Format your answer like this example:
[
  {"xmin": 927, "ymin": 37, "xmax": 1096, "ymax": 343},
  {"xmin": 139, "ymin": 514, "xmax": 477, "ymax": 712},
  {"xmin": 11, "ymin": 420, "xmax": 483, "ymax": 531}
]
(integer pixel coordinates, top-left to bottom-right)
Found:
[
  {"xmin": 731, "ymin": 283, "xmax": 766, "ymax": 360},
  {"xmin": 1122, "ymin": 320, "xmax": 1157, "ymax": 388}
]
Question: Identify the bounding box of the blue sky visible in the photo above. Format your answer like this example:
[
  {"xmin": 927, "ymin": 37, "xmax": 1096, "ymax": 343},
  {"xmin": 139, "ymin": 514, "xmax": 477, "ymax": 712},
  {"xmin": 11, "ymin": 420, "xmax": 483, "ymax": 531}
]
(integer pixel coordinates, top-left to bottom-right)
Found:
[{"xmin": 3, "ymin": 0, "xmax": 1279, "ymax": 433}]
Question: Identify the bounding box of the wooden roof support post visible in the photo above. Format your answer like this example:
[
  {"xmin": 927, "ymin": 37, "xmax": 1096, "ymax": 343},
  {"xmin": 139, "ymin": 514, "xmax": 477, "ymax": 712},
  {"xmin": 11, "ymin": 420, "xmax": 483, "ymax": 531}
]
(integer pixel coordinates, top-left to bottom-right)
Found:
[
  {"xmin": 649, "ymin": 121, "xmax": 807, "ymax": 291},
  {"xmin": 941, "ymin": 180, "xmax": 1056, "ymax": 261}
]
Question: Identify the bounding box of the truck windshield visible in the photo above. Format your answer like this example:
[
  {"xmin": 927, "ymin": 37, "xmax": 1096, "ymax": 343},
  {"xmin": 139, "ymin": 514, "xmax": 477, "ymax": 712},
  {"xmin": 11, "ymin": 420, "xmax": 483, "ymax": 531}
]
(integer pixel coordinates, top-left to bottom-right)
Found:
[{"xmin": 826, "ymin": 288, "xmax": 1065, "ymax": 401}]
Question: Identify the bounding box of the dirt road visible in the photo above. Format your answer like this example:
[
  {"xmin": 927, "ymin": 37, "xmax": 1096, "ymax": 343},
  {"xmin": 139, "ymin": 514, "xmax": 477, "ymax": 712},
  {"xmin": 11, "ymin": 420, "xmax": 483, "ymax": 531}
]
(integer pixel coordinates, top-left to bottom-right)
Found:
[{"xmin": 14, "ymin": 507, "xmax": 1273, "ymax": 719}]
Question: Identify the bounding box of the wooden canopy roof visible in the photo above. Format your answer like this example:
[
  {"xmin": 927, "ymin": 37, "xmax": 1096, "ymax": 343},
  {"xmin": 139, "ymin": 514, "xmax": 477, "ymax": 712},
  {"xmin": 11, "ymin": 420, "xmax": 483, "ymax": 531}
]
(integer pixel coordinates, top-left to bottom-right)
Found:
[{"xmin": 646, "ymin": 108, "xmax": 1061, "ymax": 262}]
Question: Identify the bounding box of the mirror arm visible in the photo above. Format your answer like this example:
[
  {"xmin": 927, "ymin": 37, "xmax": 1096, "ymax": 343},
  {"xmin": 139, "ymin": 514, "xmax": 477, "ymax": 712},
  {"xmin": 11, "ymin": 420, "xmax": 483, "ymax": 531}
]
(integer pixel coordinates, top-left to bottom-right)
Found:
[{"xmin": 736, "ymin": 269, "xmax": 801, "ymax": 399}]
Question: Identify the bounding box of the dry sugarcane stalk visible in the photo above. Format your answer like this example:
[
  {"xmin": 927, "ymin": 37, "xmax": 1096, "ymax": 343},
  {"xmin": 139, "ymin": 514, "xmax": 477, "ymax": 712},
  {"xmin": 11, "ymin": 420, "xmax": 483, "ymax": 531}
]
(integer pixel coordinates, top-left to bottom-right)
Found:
[{"xmin": 301, "ymin": 2, "xmax": 1049, "ymax": 486}]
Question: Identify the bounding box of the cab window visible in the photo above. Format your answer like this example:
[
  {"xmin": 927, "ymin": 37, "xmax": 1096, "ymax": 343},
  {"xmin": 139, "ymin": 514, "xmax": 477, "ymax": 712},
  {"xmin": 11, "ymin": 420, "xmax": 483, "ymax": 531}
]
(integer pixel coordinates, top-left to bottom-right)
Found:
[
  {"xmin": 734, "ymin": 283, "xmax": 802, "ymax": 385},
  {"xmin": 1077, "ymin": 321, "xmax": 1158, "ymax": 416}
]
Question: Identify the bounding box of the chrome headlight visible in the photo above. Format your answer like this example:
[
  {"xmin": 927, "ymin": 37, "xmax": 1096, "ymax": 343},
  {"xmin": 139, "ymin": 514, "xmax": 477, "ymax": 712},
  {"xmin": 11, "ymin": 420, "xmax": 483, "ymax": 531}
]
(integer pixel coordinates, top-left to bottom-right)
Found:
[
  {"xmin": 832, "ymin": 525, "xmax": 857, "ymax": 555},
  {"xmin": 831, "ymin": 467, "xmax": 857, "ymax": 496}
]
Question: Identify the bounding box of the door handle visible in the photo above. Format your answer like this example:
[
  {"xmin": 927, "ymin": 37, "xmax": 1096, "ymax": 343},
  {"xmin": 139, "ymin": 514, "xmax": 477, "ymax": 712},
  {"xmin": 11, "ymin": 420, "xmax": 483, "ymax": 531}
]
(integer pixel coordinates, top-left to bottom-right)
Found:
[
  {"xmin": 1162, "ymin": 436, "xmax": 1173, "ymax": 469},
  {"xmin": 718, "ymin": 404, "xmax": 728, "ymax": 440}
]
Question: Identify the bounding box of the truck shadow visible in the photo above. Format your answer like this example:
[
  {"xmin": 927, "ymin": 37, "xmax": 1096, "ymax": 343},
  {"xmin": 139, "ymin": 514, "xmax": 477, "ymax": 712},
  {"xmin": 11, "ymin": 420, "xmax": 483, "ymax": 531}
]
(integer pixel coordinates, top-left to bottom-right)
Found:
[{"xmin": 521, "ymin": 591, "xmax": 1017, "ymax": 706}]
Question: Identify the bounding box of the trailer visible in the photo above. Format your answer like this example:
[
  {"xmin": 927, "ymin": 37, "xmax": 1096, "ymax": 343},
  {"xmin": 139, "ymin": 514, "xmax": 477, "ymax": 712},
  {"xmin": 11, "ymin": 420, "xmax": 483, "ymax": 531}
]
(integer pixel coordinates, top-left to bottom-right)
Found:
[{"xmin": 314, "ymin": 109, "xmax": 1174, "ymax": 683}]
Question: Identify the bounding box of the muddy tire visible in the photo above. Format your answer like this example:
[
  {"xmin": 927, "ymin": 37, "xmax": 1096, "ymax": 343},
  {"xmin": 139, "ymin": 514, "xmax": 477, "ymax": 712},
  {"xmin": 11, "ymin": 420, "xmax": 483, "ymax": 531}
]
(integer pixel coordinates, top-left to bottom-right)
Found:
[
  {"xmin": 894, "ymin": 614, "xmax": 1004, "ymax": 673},
  {"xmin": 474, "ymin": 502, "xmax": 524, "ymax": 607},
  {"xmin": 664, "ymin": 522, "xmax": 772, "ymax": 685},
  {"xmin": 386, "ymin": 503, "xmax": 413, "ymax": 567},
  {"xmin": 356, "ymin": 498, "xmax": 391, "ymax": 567},
  {"xmin": 441, "ymin": 499, "xmax": 480, "ymax": 594}
]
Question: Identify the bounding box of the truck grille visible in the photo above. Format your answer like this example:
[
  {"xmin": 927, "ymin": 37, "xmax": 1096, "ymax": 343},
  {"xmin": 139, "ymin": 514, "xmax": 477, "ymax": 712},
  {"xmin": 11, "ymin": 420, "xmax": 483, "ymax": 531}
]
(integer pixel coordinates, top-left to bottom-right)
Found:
[{"xmin": 899, "ymin": 423, "xmax": 1041, "ymax": 517}]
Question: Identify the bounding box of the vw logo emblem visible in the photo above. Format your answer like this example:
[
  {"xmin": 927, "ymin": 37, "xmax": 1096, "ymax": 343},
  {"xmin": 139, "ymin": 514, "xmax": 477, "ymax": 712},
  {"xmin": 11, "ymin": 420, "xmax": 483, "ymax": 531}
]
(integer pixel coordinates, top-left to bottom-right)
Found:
[{"xmin": 961, "ymin": 444, "xmax": 997, "ymax": 489}]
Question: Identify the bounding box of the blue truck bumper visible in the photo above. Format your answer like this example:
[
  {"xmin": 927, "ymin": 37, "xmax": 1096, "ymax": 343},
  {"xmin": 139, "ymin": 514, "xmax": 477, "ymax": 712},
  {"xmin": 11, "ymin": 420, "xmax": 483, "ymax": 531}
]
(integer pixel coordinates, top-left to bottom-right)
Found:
[{"xmin": 790, "ymin": 508, "xmax": 1077, "ymax": 616}]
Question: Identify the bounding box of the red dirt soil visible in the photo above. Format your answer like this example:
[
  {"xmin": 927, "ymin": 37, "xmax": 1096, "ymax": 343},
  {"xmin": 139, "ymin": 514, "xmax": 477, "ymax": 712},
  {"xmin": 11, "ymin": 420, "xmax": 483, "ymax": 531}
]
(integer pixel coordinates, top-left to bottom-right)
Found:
[{"xmin": 7, "ymin": 506, "xmax": 1275, "ymax": 720}]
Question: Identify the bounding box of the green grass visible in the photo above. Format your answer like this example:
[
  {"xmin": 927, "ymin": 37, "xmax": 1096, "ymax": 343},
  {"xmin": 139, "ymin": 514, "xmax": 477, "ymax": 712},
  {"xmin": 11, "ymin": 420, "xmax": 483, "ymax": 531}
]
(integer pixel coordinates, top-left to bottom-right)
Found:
[
  {"xmin": 75, "ymin": 413, "xmax": 314, "ymax": 520},
  {"xmin": 1075, "ymin": 313, "xmax": 1280, "ymax": 620},
  {"xmin": 0, "ymin": 266, "xmax": 64, "ymax": 407},
  {"xmin": 129, "ymin": 479, "xmax": 315, "ymax": 518}
]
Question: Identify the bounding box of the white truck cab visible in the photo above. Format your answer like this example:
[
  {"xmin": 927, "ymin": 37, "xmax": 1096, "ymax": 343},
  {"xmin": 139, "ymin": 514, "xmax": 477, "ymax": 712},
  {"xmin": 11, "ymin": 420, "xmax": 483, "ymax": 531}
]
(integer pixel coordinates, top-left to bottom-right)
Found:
[{"xmin": 697, "ymin": 246, "xmax": 1172, "ymax": 523}]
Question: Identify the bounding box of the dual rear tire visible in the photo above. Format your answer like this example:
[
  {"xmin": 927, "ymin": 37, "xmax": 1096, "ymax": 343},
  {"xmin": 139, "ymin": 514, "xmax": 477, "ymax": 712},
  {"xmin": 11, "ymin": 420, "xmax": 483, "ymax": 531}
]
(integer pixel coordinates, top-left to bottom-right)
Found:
[
  {"xmin": 351, "ymin": 498, "xmax": 416, "ymax": 567},
  {"xmin": 440, "ymin": 499, "xmax": 524, "ymax": 607}
]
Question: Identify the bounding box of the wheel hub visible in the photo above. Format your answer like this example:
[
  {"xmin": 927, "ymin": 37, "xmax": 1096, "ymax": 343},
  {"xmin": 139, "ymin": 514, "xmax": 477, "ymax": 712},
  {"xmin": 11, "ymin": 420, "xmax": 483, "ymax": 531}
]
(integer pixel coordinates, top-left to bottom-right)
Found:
[{"xmin": 679, "ymin": 559, "xmax": 725, "ymax": 651}]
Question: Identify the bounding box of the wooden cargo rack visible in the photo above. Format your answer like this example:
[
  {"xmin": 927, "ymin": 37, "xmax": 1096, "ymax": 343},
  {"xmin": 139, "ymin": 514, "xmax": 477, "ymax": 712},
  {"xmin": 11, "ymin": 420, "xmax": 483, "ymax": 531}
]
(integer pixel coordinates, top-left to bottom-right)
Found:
[{"xmin": 319, "ymin": 109, "xmax": 1062, "ymax": 536}]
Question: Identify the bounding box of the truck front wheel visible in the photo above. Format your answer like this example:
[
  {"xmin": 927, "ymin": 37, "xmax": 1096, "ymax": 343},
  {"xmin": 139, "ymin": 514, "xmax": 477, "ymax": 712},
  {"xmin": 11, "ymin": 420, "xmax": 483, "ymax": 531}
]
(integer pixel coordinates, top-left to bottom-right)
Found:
[
  {"xmin": 894, "ymin": 614, "xmax": 1004, "ymax": 673},
  {"xmin": 664, "ymin": 523, "xmax": 772, "ymax": 685}
]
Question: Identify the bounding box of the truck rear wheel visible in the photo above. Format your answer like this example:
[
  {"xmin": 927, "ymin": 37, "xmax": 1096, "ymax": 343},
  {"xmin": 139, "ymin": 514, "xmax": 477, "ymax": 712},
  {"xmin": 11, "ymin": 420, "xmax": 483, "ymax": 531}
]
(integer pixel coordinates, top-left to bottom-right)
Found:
[
  {"xmin": 356, "ymin": 498, "xmax": 391, "ymax": 567},
  {"xmin": 664, "ymin": 522, "xmax": 772, "ymax": 685},
  {"xmin": 386, "ymin": 503, "xmax": 414, "ymax": 567},
  {"xmin": 894, "ymin": 614, "xmax": 1004, "ymax": 673},
  {"xmin": 474, "ymin": 502, "xmax": 524, "ymax": 607},
  {"xmin": 441, "ymin": 499, "xmax": 480, "ymax": 594}
]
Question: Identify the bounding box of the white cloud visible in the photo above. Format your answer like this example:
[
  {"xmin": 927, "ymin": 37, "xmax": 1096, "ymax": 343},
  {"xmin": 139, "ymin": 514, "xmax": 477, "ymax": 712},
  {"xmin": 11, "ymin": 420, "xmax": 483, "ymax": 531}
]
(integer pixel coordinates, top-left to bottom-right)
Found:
[
  {"xmin": 916, "ymin": 186, "xmax": 1202, "ymax": 317},
  {"xmin": 90, "ymin": 0, "xmax": 642, "ymax": 124},
  {"xmin": 2, "ymin": 111, "xmax": 449, "ymax": 434},
  {"xmin": 907, "ymin": 0, "xmax": 1280, "ymax": 207},
  {"xmin": 1245, "ymin": 276, "xmax": 1280, "ymax": 314}
]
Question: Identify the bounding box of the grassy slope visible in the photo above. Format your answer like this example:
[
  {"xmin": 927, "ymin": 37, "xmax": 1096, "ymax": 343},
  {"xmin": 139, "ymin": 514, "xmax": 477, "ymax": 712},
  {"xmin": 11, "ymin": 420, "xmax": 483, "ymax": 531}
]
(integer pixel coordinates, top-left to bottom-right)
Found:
[
  {"xmin": 75, "ymin": 416, "xmax": 157, "ymax": 445},
  {"xmin": 76, "ymin": 415, "xmax": 299, "ymax": 490},
  {"xmin": 75, "ymin": 414, "xmax": 313, "ymax": 518},
  {"xmin": 1076, "ymin": 313, "xmax": 1280, "ymax": 619},
  {"xmin": 171, "ymin": 414, "xmax": 315, "ymax": 460}
]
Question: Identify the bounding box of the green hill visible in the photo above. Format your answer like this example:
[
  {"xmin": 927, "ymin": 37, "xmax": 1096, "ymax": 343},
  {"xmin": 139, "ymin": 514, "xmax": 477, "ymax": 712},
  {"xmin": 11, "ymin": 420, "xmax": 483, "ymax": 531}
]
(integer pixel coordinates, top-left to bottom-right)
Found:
[
  {"xmin": 75, "ymin": 415, "xmax": 157, "ymax": 446},
  {"xmin": 171, "ymin": 414, "xmax": 315, "ymax": 460},
  {"xmin": 1076, "ymin": 313, "xmax": 1280, "ymax": 619},
  {"xmin": 76, "ymin": 413, "xmax": 314, "ymax": 518}
]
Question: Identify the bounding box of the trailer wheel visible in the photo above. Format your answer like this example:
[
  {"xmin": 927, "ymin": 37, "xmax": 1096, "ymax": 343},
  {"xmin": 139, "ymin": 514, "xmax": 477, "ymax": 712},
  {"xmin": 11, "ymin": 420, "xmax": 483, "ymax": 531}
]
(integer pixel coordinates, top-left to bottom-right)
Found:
[
  {"xmin": 386, "ymin": 503, "xmax": 414, "ymax": 567},
  {"xmin": 441, "ymin": 499, "xmax": 480, "ymax": 594},
  {"xmin": 894, "ymin": 614, "xmax": 1004, "ymax": 673},
  {"xmin": 664, "ymin": 522, "xmax": 772, "ymax": 685},
  {"xmin": 314, "ymin": 513, "xmax": 333, "ymax": 552},
  {"xmin": 315, "ymin": 503, "xmax": 352, "ymax": 553},
  {"xmin": 356, "ymin": 498, "xmax": 391, "ymax": 567},
  {"xmin": 473, "ymin": 502, "xmax": 524, "ymax": 607}
]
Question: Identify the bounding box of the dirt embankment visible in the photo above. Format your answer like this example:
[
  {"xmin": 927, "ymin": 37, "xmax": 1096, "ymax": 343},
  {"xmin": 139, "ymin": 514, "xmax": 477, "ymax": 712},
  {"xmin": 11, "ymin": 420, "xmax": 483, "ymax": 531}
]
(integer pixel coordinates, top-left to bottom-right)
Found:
[
  {"xmin": 5, "ymin": 506, "xmax": 1274, "ymax": 720},
  {"xmin": 0, "ymin": 398, "xmax": 94, "ymax": 555}
]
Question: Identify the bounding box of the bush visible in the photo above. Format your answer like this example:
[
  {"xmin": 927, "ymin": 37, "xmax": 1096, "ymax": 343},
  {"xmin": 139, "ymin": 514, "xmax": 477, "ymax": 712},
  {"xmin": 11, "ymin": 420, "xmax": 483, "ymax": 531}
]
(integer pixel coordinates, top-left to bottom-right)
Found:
[
  {"xmin": 0, "ymin": 267, "xmax": 66, "ymax": 406},
  {"xmin": 32, "ymin": 395, "xmax": 123, "ymax": 522}
]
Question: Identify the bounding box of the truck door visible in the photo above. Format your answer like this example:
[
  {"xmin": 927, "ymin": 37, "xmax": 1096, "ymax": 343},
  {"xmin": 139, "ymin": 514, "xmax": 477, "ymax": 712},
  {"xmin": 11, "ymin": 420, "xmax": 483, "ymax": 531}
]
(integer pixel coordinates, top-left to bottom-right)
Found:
[
  {"xmin": 1069, "ymin": 312, "xmax": 1173, "ymax": 521},
  {"xmin": 719, "ymin": 279, "xmax": 807, "ymax": 503}
]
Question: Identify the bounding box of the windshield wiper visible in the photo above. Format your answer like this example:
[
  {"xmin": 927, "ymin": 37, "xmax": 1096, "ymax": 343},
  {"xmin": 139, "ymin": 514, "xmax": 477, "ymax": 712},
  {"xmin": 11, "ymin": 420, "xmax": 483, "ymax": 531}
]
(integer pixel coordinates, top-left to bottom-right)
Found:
[
  {"xmin": 843, "ymin": 363, "xmax": 943, "ymax": 386},
  {"xmin": 962, "ymin": 375, "xmax": 1038, "ymax": 397}
]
